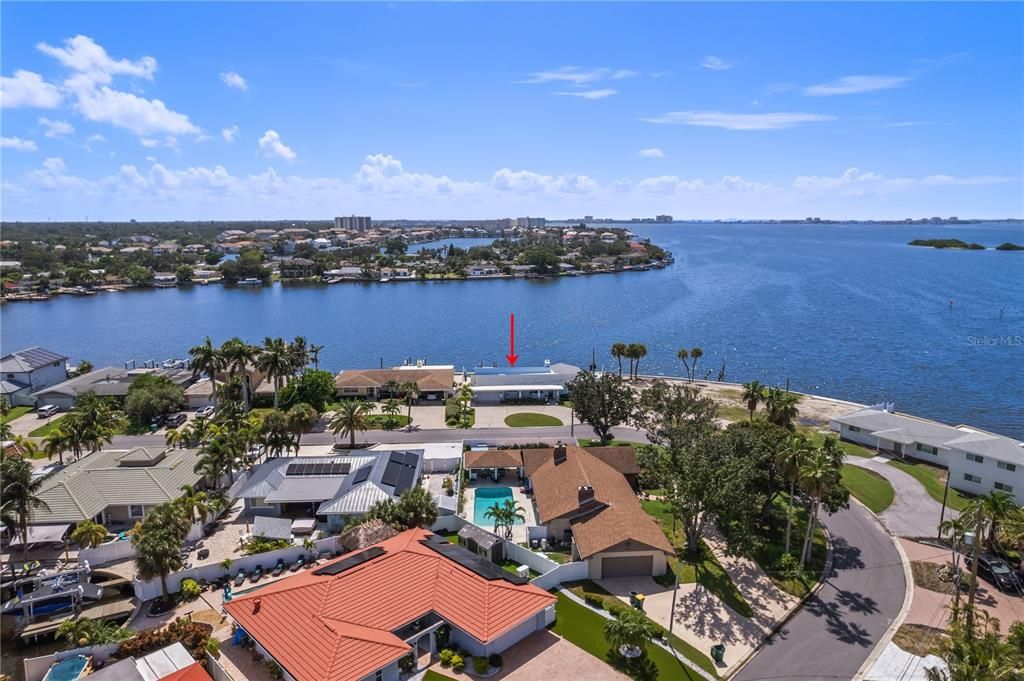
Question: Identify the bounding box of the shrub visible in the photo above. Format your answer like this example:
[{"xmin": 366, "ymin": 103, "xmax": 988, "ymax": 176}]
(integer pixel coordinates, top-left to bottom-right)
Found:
[
  {"xmin": 436, "ymin": 624, "xmax": 451, "ymax": 648},
  {"xmin": 266, "ymin": 660, "xmax": 283, "ymax": 679},
  {"xmin": 114, "ymin": 618, "xmax": 213, "ymax": 661},
  {"xmin": 180, "ymin": 578, "xmax": 201, "ymax": 601},
  {"xmin": 488, "ymin": 653, "xmax": 502, "ymax": 668},
  {"xmin": 398, "ymin": 654, "xmax": 416, "ymax": 673},
  {"xmin": 583, "ymin": 593, "xmax": 605, "ymax": 609},
  {"xmin": 206, "ymin": 638, "xmax": 220, "ymax": 658},
  {"xmin": 451, "ymin": 654, "xmax": 465, "ymax": 673},
  {"xmin": 472, "ymin": 656, "xmax": 489, "ymax": 674},
  {"xmin": 778, "ymin": 553, "xmax": 804, "ymax": 581},
  {"xmin": 439, "ymin": 649, "xmax": 454, "ymax": 667},
  {"xmin": 446, "ymin": 417, "xmax": 458, "ymax": 427}
]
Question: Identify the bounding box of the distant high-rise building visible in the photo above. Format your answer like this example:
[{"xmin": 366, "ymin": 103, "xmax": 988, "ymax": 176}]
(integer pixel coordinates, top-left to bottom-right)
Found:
[
  {"xmin": 655, "ymin": 215, "xmax": 672, "ymax": 223},
  {"xmin": 335, "ymin": 215, "xmax": 372, "ymax": 231},
  {"xmin": 584, "ymin": 215, "xmax": 594, "ymax": 222},
  {"xmin": 516, "ymin": 217, "xmax": 547, "ymax": 229}
]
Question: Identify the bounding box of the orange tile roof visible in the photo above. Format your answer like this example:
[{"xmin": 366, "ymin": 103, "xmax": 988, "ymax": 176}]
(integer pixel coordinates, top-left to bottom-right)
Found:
[
  {"xmin": 224, "ymin": 528, "xmax": 555, "ymax": 681},
  {"xmin": 158, "ymin": 663, "xmax": 212, "ymax": 681}
]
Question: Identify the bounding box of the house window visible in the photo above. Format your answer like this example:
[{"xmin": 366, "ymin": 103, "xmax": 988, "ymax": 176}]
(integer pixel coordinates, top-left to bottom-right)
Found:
[
  {"xmin": 848, "ymin": 426, "xmax": 861, "ymax": 433},
  {"xmin": 995, "ymin": 482, "xmax": 1014, "ymax": 493},
  {"xmin": 916, "ymin": 444, "xmax": 938, "ymax": 455},
  {"xmin": 966, "ymin": 453, "xmax": 984, "ymax": 464},
  {"xmin": 128, "ymin": 504, "xmax": 145, "ymax": 518},
  {"xmin": 374, "ymin": 671, "xmax": 383, "ymax": 681},
  {"xmin": 963, "ymin": 473, "xmax": 982, "ymax": 484},
  {"xmin": 997, "ymin": 461, "xmax": 1017, "ymax": 472}
]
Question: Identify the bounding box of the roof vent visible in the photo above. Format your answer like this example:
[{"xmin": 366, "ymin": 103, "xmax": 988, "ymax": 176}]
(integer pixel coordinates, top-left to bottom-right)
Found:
[{"xmin": 252, "ymin": 598, "xmax": 262, "ymax": 614}]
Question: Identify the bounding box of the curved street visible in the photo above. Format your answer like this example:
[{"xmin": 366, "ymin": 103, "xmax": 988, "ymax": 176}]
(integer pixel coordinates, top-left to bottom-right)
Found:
[{"xmin": 734, "ymin": 502, "xmax": 906, "ymax": 681}]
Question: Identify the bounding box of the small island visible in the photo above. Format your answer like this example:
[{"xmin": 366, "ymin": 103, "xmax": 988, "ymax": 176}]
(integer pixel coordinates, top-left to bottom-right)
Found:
[
  {"xmin": 995, "ymin": 242, "xmax": 1024, "ymax": 251},
  {"xmin": 908, "ymin": 238, "xmax": 986, "ymax": 250}
]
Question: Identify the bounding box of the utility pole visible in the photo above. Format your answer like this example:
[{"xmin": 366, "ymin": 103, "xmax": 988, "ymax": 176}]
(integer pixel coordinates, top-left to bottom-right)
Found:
[{"xmin": 937, "ymin": 474, "xmax": 951, "ymax": 539}]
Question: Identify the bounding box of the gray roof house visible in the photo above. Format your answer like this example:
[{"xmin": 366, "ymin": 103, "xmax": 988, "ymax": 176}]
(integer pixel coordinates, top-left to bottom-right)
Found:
[
  {"xmin": 1, "ymin": 346, "xmax": 68, "ymax": 406},
  {"xmin": 28, "ymin": 447, "xmax": 205, "ymax": 529},
  {"xmin": 32, "ymin": 366, "xmax": 194, "ymax": 410},
  {"xmin": 228, "ymin": 450, "xmax": 423, "ymax": 531},
  {"xmin": 470, "ymin": 362, "xmax": 580, "ymax": 404}
]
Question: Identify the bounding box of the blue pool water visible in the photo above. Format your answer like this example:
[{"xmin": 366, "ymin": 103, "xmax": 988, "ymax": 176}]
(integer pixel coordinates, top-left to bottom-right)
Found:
[
  {"xmin": 472, "ymin": 487, "xmax": 523, "ymax": 527},
  {"xmin": 45, "ymin": 656, "xmax": 88, "ymax": 681}
]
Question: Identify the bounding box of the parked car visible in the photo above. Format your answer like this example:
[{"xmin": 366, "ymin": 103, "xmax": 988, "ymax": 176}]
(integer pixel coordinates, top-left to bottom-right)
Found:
[
  {"xmin": 196, "ymin": 406, "xmax": 215, "ymax": 418},
  {"xmin": 150, "ymin": 414, "xmax": 168, "ymax": 430},
  {"xmin": 968, "ymin": 554, "xmax": 1022, "ymax": 593},
  {"xmin": 166, "ymin": 413, "xmax": 188, "ymax": 428},
  {"xmin": 246, "ymin": 444, "xmax": 264, "ymax": 461},
  {"xmin": 37, "ymin": 405, "xmax": 59, "ymax": 418}
]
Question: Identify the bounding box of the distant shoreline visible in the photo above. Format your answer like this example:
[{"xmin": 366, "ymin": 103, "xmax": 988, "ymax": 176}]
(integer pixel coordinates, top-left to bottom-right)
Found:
[{"xmin": 908, "ymin": 238, "xmax": 1024, "ymax": 250}]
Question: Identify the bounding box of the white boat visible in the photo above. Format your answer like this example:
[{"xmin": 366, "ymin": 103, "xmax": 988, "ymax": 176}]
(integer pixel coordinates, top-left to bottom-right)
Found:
[{"xmin": 237, "ymin": 278, "xmax": 262, "ymax": 286}]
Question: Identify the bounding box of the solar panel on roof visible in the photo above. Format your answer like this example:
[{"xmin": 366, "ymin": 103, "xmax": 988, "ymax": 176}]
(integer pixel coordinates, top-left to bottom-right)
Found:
[
  {"xmin": 286, "ymin": 461, "xmax": 351, "ymax": 476},
  {"xmin": 381, "ymin": 461, "xmax": 401, "ymax": 487},
  {"xmin": 352, "ymin": 465, "xmax": 371, "ymax": 484},
  {"xmin": 312, "ymin": 546, "xmax": 385, "ymax": 576},
  {"xmin": 395, "ymin": 466, "xmax": 416, "ymax": 494},
  {"xmin": 388, "ymin": 451, "xmax": 405, "ymax": 465},
  {"xmin": 421, "ymin": 535, "xmax": 527, "ymax": 584}
]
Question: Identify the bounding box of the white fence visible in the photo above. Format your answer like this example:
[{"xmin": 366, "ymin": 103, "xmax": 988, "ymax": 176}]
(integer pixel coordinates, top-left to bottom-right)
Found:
[
  {"xmin": 504, "ymin": 540, "xmax": 558, "ymax": 575},
  {"xmin": 79, "ymin": 520, "xmax": 205, "ymax": 568},
  {"xmin": 530, "ymin": 560, "xmax": 588, "ymax": 590},
  {"xmin": 133, "ymin": 535, "xmax": 339, "ymax": 602},
  {"xmin": 206, "ymin": 652, "xmax": 235, "ymax": 681},
  {"xmin": 430, "ymin": 514, "xmax": 468, "ymax": 534},
  {"xmin": 23, "ymin": 644, "xmax": 120, "ymax": 681}
]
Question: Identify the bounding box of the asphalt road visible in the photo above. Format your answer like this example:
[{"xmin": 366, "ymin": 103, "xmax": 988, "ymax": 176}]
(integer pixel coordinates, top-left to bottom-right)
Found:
[
  {"xmin": 846, "ymin": 456, "xmax": 956, "ymax": 538},
  {"xmin": 734, "ymin": 502, "xmax": 906, "ymax": 681}
]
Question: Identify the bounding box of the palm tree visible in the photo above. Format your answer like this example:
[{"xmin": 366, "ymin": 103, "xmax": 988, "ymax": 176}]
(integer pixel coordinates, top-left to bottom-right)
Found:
[
  {"xmin": 393, "ymin": 487, "xmax": 439, "ymax": 528},
  {"xmin": 765, "ymin": 387, "xmax": 802, "ymax": 430},
  {"xmin": 778, "ymin": 434, "xmax": 810, "ymax": 555},
  {"xmin": 975, "ymin": 490, "xmax": 1015, "ymax": 550},
  {"xmin": 495, "ymin": 499, "xmax": 526, "ymax": 539},
  {"xmin": 289, "ymin": 336, "xmax": 309, "ymax": 375},
  {"xmin": 309, "ymin": 344, "xmax": 325, "ymax": 370},
  {"xmin": 604, "ymin": 606, "xmax": 655, "ymax": 658},
  {"xmin": 960, "ymin": 491, "xmax": 1016, "ymax": 634},
  {"xmin": 458, "ymin": 383, "xmax": 475, "ymax": 413},
  {"xmin": 484, "ymin": 505, "xmax": 507, "ymax": 538},
  {"xmin": 742, "ymin": 381, "xmax": 766, "ymax": 420},
  {"xmin": 177, "ymin": 484, "xmax": 210, "ymax": 524},
  {"xmin": 133, "ymin": 503, "xmax": 188, "ymax": 602},
  {"xmin": 221, "ymin": 337, "xmax": 258, "ymax": 409},
  {"xmin": 381, "ymin": 399, "xmax": 402, "ymax": 429},
  {"xmin": 676, "ymin": 348, "xmax": 691, "ymax": 381},
  {"xmin": 260, "ymin": 410, "xmax": 293, "ymax": 459},
  {"xmin": 1, "ymin": 456, "xmax": 51, "ymax": 563},
  {"xmin": 255, "ymin": 337, "xmax": 292, "ymax": 409},
  {"xmin": 798, "ymin": 445, "xmax": 840, "ymax": 568},
  {"xmin": 164, "ymin": 427, "xmax": 185, "ymax": 450},
  {"xmin": 329, "ymin": 400, "xmax": 373, "ymax": 448},
  {"xmin": 401, "ymin": 381, "xmax": 420, "ymax": 430},
  {"xmin": 42, "ymin": 428, "xmax": 72, "ymax": 465},
  {"xmin": 64, "ymin": 393, "xmax": 125, "ymax": 460},
  {"xmin": 70, "ymin": 519, "xmax": 108, "ymax": 550},
  {"xmin": 939, "ymin": 516, "xmax": 969, "ymax": 608},
  {"xmin": 189, "ymin": 337, "xmax": 226, "ymax": 408},
  {"xmin": 610, "ymin": 342, "xmax": 627, "ymax": 377},
  {"xmin": 286, "ymin": 402, "xmax": 319, "ymax": 451},
  {"xmin": 630, "ymin": 343, "xmax": 648, "ymax": 379}
]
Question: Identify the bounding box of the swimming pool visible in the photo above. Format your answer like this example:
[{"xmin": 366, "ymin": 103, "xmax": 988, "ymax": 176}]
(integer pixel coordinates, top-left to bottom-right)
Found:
[
  {"xmin": 45, "ymin": 656, "xmax": 89, "ymax": 681},
  {"xmin": 472, "ymin": 487, "xmax": 524, "ymax": 527}
]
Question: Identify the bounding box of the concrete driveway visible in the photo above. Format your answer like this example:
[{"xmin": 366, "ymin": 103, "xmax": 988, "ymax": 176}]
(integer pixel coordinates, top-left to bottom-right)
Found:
[
  {"xmin": 846, "ymin": 455, "xmax": 956, "ymax": 537},
  {"xmin": 6, "ymin": 411, "xmax": 50, "ymax": 438}
]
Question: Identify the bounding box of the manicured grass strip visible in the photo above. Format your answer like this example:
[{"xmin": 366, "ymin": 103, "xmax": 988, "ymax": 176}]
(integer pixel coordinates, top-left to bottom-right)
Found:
[
  {"xmin": 801, "ymin": 429, "xmax": 876, "ymax": 458},
  {"xmin": 749, "ymin": 495, "xmax": 828, "ymax": 599},
  {"xmin": 552, "ymin": 592, "xmax": 716, "ymax": 680},
  {"xmin": 28, "ymin": 415, "xmax": 66, "ymax": 437},
  {"xmin": 888, "ymin": 459, "xmax": 971, "ymax": 511},
  {"xmin": 641, "ymin": 499, "xmax": 752, "ymax": 618},
  {"xmin": 578, "ymin": 438, "xmax": 648, "ymax": 448},
  {"xmin": 423, "ymin": 671, "xmax": 457, "ymax": 681},
  {"xmin": 504, "ymin": 412, "xmax": 563, "ymax": 427},
  {"xmin": 365, "ymin": 414, "xmax": 411, "ymax": 429},
  {"xmin": 841, "ymin": 464, "xmax": 895, "ymax": 513},
  {"xmin": 1, "ymin": 406, "xmax": 32, "ymax": 424}
]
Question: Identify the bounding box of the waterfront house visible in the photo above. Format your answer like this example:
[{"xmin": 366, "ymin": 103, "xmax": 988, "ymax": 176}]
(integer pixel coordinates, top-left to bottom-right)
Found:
[
  {"xmin": 182, "ymin": 243, "xmax": 208, "ymax": 254},
  {"xmin": 334, "ymin": 367, "xmax": 455, "ymax": 400},
  {"xmin": 280, "ymin": 257, "xmax": 317, "ymax": 278},
  {"xmin": 229, "ymin": 450, "xmax": 423, "ymax": 532},
  {"xmin": 831, "ymin": 407, "xmax": 1024, "ymax": 503},
  {"xmin": 469, "ymin": 362, "xmax": 579, "ymax": 404},
  {"xmin": 0, "ymin": 346, "xmax": 68, "ymax": 406},
  {"xmin": 33, "ymin": 366, "xmax": 194, "ymax": 411},
  {"xmin": 223, "ymin": 527, "xmax": 556, "ymax": 681},
  {"xmin": 151, "ymin": 241, "xmax": 180, "ymax": 256},
  {"xmin": 324, "ymin": 266, "xmax": 363, "ymax": 279},
  {"xmin": 466, "ymin": 262, "xmax": 499, "ymax": 277},
  {"xmin": 26, "ymin": 446, "xmax": 205, "ymax": 530}
]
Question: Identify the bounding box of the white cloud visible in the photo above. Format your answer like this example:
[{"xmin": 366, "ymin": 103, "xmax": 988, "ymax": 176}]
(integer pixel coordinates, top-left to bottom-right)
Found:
[
  {"xmin": 1, "ymin": 136, "xmax": 38, "ymax": 151},
  {"xmin": 803, "ymin": 75, "xmax": 912, "ymax": 96},
  {"xmin": 792, "ymin": 167, "xmax": 1014, "ymax": 196},
  {"xmin": 37, "ymin": 35, "xmax": 156, "ymax": 85},
  {"xmin": 39, "ymin": 117, "xmax": 75, "ymax": 138},
  {"xmin": 884, "ymin": 121, "xmax": 928, "ymax": 128},
  {"xmin": 356, "ymin": 154, "xmax": 482, "ymax": 195},
  {"xmin": 85, "ymin": 133, "xmax": 107, "ymax": 143},
  {"xmin": 519, "ymin": 66, "xmax": 638, "ymax": 85},
  {"xmin": 554, "ymin": 89, "xmax": 617, "ymax": 100},
  {"xmin": 700, "ymin": 56, "xmax": 735, "ymax": 71},
  {"xmin": 642, "ymin": 110, "xmax": 835, "ymax": 130},
  {"xmin": 638, "ymin": 147, "xmax": 665, "ymax": 158},
  {"xmin": 258, "ymin": 130, "xmax": 296, "ymax": 161},
  {"xmin": 0, "ymin": 70, "xmax": 63, "ymax": 109},
  {"xmin": 636, "ymin": 174, "xmax": 775, "ymax": 195},
  {"xmin": 219, "ymin": 71, "xmax": 248, "ymax": 91},
  {"xmin": 221, "ymin": 125, "xmax": 239, "ymax": 143},
  {"xmin": 491, "ymin": 168, "xmax": 599, "ymax": 194}
]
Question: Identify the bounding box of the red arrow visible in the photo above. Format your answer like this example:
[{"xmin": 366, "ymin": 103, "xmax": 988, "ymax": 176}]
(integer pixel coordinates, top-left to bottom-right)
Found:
[{"xmin": 506, "ymin": 313, "xmax": 519, "ymax": 366}]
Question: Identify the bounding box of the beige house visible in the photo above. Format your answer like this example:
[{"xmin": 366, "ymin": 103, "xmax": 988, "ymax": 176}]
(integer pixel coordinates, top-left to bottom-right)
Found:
[{"xmin": 334, "ymin": 367, "xmax": 455, "ymax": 400}]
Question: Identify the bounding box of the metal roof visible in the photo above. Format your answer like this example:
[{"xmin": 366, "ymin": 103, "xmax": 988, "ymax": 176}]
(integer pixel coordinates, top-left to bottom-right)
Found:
[
  {"xmin": 252, "ymin": 515, "xmax": 293, "ymax": 541},
  {"xmin": 0, "ymin": 347, "xmax": 68, "ymax": 373}
]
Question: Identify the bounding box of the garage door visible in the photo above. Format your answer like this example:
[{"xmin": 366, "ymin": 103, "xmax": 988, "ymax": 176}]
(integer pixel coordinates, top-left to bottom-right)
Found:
[{"xmin": 602, "ymin": 555, "xmax": 653, "ymax": 578}]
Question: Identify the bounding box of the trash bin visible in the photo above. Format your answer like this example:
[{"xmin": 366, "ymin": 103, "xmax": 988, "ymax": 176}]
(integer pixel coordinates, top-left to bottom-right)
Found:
[
  {"xmin": 711, "ymin": 644, "xmax": 725, "ymax": 665},
  {"xmin": 629, "ymin": 592, "xmax": 646, "ymax": 610}
]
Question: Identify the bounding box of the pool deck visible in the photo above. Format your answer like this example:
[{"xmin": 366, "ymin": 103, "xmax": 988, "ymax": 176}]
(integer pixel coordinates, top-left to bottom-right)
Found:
[{"xmin": 461, "ymin": 476, "xmax": 537, "ymax": 544}]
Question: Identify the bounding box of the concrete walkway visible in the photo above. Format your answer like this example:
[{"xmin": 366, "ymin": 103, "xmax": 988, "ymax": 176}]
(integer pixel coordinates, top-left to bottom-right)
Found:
[{"xmin": 846, "ymin": 456, "xmax": 956, "ymax": 538}]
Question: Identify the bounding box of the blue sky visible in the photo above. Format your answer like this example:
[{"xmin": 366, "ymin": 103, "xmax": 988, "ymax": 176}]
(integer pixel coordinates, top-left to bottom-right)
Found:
[{"xmin": 2, "ymin": 2, "xmax": 1022, "ymax": 221}]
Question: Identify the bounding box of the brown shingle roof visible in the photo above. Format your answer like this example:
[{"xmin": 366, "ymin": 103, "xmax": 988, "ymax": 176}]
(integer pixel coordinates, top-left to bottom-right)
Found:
[
  {"xmin": 527, "ymin": 445, "xmax": 672, "ymax": 559},
  {"xmin": 333, "ymin": 368, "xmax": 454, "ymax": 392},
  {"xmin": 585, "ymin": 446, "xmax": 641, "ymax": 475},
  {"xmin": 463, "ymin": 449, "xmax": 524, "ymax": 469}
]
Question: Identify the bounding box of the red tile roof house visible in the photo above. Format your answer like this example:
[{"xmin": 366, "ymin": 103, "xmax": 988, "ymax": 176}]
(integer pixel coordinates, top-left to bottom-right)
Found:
[{"xmin": 224, "ymin": 528, "xmax": 556, "ymax": 681}]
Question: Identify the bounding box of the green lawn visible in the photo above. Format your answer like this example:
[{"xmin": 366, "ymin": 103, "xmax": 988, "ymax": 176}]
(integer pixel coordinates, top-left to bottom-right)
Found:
[
  {"xmin": 841, "ymin": 464, "xmax": 896, "ymax": 513},
  {"xmin": 888, "ymin": 459, "xmax": 972, "ymax": 511},
  {"xmin": 423, "ymin": 671, "xmax": 456, "ymax": 681},
  {"xmin": 28, "ymin": 415, "xmax": 66, "ymax": 437},
  {"xmin": 749, "ymin": 495, "xmax": 828, "ymax": 598},
  {"xmin": 800, "ymin": 429, "xmax": 876, "ymax": 458},
  {"xmin": 1, "ymin": 406, "xmax": 32, "ymax": 424},
  {"xmin": 552, "ymin": 592, "xmax": 717, "ymax": 680},
  {"xmin": 715, "ymin": 404, "xmax": 750, "ymax": 423},
  {"xmin": 365, "ymin": 414, "xmax": 411, "ymax": 430},
  {"xmin": 501, "ymin": 560, "xmax": 540, "ymax": 579},
  {"xmin": 641, "ymin": 499, "xmax": 752, "ymax": 617},
  {"xmin": 578, "ymin": 438, "xmax": 648, "ymax": 448},
  {"xmin": 504, "ymin": 412, "xmax": 564, "ymax": 427}
]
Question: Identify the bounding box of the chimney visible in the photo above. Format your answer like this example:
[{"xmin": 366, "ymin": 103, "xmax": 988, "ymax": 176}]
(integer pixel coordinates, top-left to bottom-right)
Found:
[
  {"xmin": 252, "ymin": 598, "xmax": 262, "ymax": 614},
  {"xmin": 578, "ymin": 485, "xmax": 595, "ymax": 505},
  {"xmin": 553, "ymin": 442, "xmax": 567, "ymax": 464}
]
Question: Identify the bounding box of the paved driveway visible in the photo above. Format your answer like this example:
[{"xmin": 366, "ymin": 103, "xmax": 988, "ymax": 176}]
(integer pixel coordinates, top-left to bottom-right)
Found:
[
  {"xmin": 846, "ymin": 455, "xmax": 956, "ymax": 538},
  {"xmin": 734, "ymin": 502, "xmax": 906, "ymax": 681}
]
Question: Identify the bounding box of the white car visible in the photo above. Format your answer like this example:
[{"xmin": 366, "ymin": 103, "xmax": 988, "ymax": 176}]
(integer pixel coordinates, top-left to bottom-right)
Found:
[
  {"xmin": 246, "ymin": 445, "xmax": 264, "ymax": 460},
  {"xmin": 196, "ymin": 406, "xmax": 215, "ymax": 418},
  {"xmin": 37, "ymin": 405, "xmax": 60, "ymax": 418}
]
